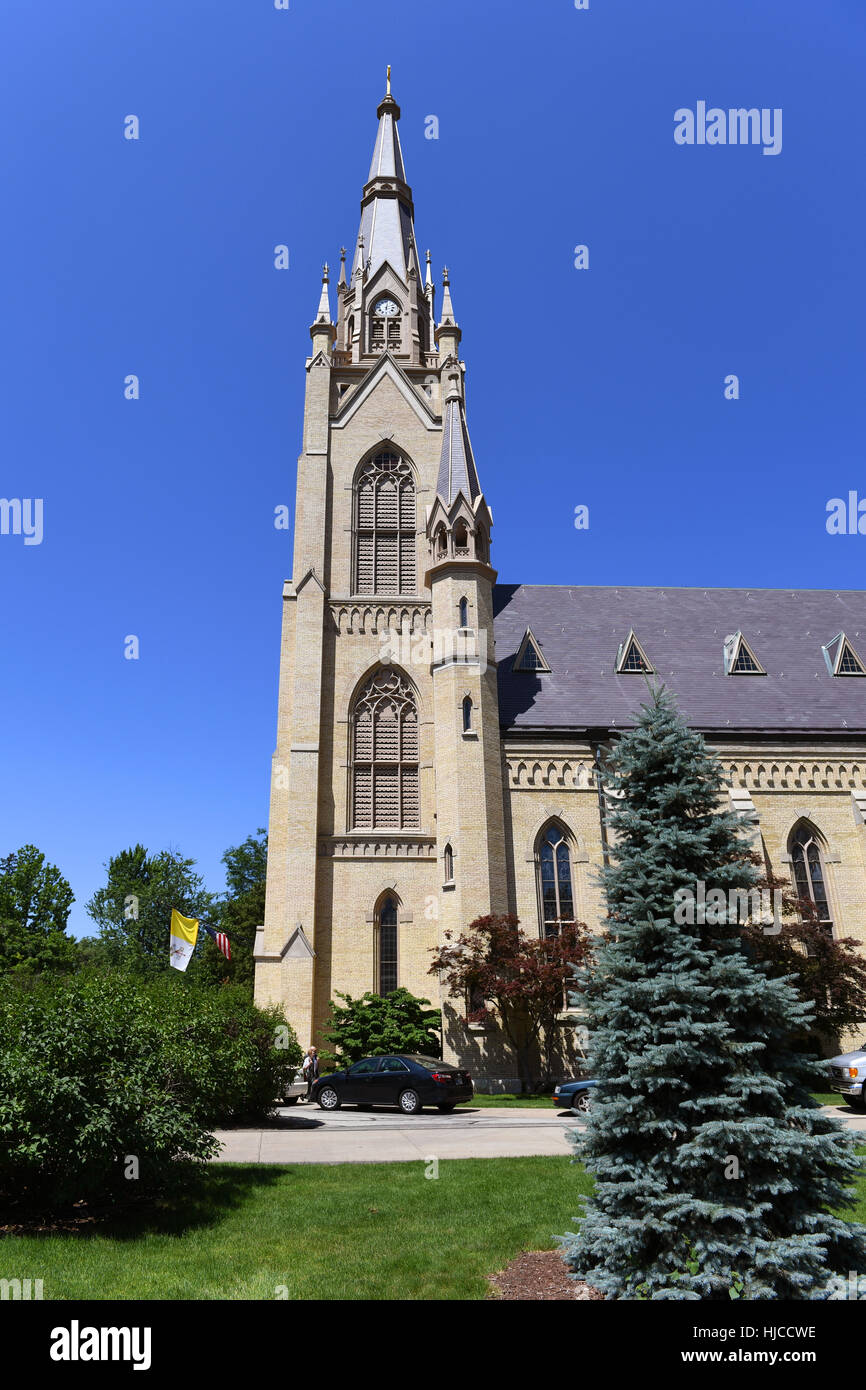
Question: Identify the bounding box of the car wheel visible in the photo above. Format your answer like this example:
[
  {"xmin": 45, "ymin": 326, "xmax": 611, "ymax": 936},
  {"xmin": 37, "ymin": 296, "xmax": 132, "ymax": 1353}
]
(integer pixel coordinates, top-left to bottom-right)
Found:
[
  {"xmin": 283, "ymin": 1096, "xmax": 300, "ymax": 1106},
  {"xmin": 398, "ymin": 1088, "xmax": 423, "ymax": 1115},
  {"xmin": 571, "ymin": 1092, "xmax": 592, "ymax": 1115},
  {"xmin": 317, "ymin": 1086, "xmax": 341, "ymax": 1111},
  {"xmin": 437, "ymin": 1104, "xmax": 456, "ymax": 1113}
]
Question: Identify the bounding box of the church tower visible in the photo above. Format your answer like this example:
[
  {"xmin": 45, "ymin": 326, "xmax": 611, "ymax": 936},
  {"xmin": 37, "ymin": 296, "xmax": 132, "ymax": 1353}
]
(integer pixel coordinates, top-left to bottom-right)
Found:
[{"xmin": 254, "ymin": 73, "xmax": 507, "ymax": 1064}]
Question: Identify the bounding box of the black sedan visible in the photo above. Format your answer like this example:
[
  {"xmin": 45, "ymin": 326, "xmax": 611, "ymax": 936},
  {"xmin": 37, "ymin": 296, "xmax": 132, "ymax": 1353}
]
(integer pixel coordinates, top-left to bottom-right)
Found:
[
  {"xmin": 312, "ymin": 1054, "xmax": 473, "ymax": 1115},
  {"xmin": 552, "ymin": 1079, "xmax": 598, "ymax": 1114}
]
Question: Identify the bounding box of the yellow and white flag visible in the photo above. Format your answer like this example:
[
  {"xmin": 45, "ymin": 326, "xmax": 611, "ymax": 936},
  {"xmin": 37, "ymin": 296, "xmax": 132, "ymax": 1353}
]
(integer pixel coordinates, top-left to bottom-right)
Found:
[{"xmin": 169, "ymin": 910, "xmax": 199, "ymax": 972}]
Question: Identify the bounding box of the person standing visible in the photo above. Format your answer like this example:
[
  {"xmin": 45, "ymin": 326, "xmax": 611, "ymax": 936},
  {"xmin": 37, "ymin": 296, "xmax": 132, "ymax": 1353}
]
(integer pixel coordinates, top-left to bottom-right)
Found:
[{"xmin": 302, "ymin": 1046, "xmax": 320, "ymax": 1101}]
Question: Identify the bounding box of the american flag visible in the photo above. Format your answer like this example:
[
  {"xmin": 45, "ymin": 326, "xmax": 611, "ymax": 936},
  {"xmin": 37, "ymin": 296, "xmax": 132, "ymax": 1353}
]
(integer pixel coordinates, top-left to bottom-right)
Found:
[{"xmin": 202, "ymin": 923, "xmax": 231, "ymax": 961}]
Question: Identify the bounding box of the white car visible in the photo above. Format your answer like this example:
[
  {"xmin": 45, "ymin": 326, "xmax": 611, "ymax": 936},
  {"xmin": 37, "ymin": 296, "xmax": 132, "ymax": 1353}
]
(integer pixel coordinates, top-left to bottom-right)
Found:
[
  {"xmin": 828, "ymin": 1047, "xmax": 866, "ymax": 1106},
  {"xmin": 281, "ymin": 1069, "xmax": 307, "ymax": 1106}
]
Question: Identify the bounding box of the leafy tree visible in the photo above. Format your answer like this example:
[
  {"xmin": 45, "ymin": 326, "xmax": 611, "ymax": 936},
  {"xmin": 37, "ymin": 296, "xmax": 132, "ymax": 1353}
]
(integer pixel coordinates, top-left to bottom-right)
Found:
[
  {"xmin": 0, "ymin": 971, "xmax": 300, "ymax": 1207},
  {"xmin": 562, "ymin": 686, "xmax": 866, "ymax": 1299},
  {"xmin": 0, "ymin": 845, "xmax": 77, "ymax": 975},
  {"xmin": 743, "ymin": 864, "xmax": 866, "ymax": 1047},
  {"xmin": 323, "ymin": 988, "xmax": 442, "ymax": 1066},
  {"xmin": 190, "ymin": 829, "xmax": 266, "ymax": 994},
  {"xmin": 430, "ymin": 915, "xmax": 591, "ymax": 1092},
  {"xmin": 85, "ymin": 844, "xmax": 215, "ymax": 976}
]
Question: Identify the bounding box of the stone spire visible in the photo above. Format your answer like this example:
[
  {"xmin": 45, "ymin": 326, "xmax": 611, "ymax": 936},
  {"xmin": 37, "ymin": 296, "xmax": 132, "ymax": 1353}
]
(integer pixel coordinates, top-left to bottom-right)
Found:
[
  {"xmin": 314, "ymin": 263, "xmax": 332, "ymax": 324},
  {"xmin": 439, "ymin": 266, "xmax": 457, "ymax": 326},
  {"xmin": 436, "ymin": 394, "xmax": 481, "ymax": 507},
  {"xmin": 351, "ymin": 70, "xmax": 422, "ymax": 285}
]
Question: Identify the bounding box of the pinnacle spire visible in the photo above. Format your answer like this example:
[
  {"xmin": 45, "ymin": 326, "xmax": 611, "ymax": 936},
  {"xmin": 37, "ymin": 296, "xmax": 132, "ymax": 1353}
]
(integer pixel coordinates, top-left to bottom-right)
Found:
[
  {"xmin": 439, "ymin": 266, "xmax": 457, "ymax": 326},
  {"xmin": 314, "ymin": 262, "xmax": 332, "ymax": 324}
]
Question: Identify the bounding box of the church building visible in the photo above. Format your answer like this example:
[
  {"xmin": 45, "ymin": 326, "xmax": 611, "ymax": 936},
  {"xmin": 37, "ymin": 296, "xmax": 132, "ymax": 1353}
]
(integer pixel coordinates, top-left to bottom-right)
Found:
[{"xmin": 253, "ymin": 75, "xmax": 866, "ymax": 1086}]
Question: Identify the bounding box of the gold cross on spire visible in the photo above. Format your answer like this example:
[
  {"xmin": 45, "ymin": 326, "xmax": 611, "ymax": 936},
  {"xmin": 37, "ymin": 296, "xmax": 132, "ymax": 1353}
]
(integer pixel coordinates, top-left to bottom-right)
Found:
[{"xmin": 386, "ymin": 64, "xmax": 391, "ymax": 95}]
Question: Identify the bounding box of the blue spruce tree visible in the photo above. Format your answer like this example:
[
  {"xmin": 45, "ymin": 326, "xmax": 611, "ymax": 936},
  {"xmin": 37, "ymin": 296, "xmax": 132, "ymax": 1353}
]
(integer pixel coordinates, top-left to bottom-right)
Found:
[{"xmin": 562, "ymin": 686, "xmax": 866, "ymax": 1299}]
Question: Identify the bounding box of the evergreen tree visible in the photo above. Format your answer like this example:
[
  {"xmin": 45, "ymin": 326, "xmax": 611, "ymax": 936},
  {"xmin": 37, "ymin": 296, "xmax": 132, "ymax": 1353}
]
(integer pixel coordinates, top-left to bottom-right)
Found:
[{"xmin": 562, "ymin": 686, "xmax": 866, "ymax": 1300}]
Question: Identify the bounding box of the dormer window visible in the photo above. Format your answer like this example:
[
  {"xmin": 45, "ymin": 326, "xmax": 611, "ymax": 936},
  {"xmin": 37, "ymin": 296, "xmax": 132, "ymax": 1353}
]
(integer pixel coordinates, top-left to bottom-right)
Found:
[
  {"xmin": 370, "ymin": 296, "xmax": 401, "ymax": 352},
  {"xmin": 823, "ymin": 632, "xmax": 866, "ymax": 677},
  {"xmin": 513, "ymin": 628, "xmax": 550, "ymax": 673},
  {"xmin": 724, "ymin": 632, "xmax": 765, "ymax": 675},
  {"xmin": 616, "ymin": 631, "xmax": 653, "ymax": 675}
]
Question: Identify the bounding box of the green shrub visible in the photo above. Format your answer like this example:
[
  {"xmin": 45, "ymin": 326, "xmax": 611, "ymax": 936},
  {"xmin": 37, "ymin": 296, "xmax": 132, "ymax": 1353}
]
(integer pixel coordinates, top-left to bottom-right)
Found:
[
  {"xmin": 0, "ymin": 972, "xmax": 300, "ymax": 1207},
  {"xmin": 322, "ymin": 988, "xmax": 442, "ymax": 1067}
]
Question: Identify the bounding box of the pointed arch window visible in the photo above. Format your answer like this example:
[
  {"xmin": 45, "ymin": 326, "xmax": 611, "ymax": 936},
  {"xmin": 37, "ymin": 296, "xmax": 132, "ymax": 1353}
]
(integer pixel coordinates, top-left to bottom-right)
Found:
[
  {"xmin": 462, "ymin": 696, "xmax": 473, "ymax": 732},
  {"xmin": 536, "ymin": 822, "xmax": 575, "ymax": 939},
  {"xmin": 377, "ymin": 895, "xmax": 399, "ymax": 994},
  {"xmin": 354, "ymin": 451, "xmax": 416, "ymax": 595},
  {"xmin": 351, "ymin": 668, "xmax": 420, "ymax": 830},
  {"xmin": 443, "ymin": 844, "xmax": 454, "ymax": 883},
  {"xmin": 458, "ymin": 597, "xmax": 469, "ymax": 629},
  {"xmin": 789, "ymin": 822, "xmax": 834, "ymax": 935}
]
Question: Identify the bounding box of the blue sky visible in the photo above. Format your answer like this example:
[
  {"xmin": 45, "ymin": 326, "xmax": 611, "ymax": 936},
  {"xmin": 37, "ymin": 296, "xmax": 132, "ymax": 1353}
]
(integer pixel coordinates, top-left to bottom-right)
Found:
[{"xmin": 2, "ymin": 0, "xmax": 864, "ymax": 936}]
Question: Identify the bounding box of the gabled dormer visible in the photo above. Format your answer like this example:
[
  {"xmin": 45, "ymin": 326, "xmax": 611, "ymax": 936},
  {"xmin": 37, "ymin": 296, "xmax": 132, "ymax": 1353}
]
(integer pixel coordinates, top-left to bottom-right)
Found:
[
  {"xmin": 724, "ymin": 631, "xmax": 765, "ymax": 675},
  {"xmin": 823, "ymin": 632, "xmax": 866, "ymax": 677},
  {"xmin": 513, "ymin": 628, "xmax": 550, "ymax": 673},
  {"xmin": 615, "ymin": 629, "xmax": 653, "ymax": 674}
]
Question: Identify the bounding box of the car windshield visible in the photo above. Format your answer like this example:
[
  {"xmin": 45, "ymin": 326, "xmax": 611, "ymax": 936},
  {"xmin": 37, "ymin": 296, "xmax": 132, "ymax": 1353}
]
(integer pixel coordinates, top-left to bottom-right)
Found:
[{"xmin": 404, "ymin": 1055, "xmax": 448, "ymax": 1069}]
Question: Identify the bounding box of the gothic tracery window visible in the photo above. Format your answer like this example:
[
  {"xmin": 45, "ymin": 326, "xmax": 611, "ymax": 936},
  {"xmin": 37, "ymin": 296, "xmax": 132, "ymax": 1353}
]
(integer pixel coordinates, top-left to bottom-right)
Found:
[
  {"xmin": 537, "ymin": 822, "xmax": 575, "ymax": 938},
  {"xmin": 789, "ymin": 822, "xmax": 834, "ymax": 935},
  {"xmin": 351, "ymin": 668, "xmax": 420, "ymax": 830},
  {"xmin": 354, "ymin": 451, "xmax": 416, "ymax": 595}
]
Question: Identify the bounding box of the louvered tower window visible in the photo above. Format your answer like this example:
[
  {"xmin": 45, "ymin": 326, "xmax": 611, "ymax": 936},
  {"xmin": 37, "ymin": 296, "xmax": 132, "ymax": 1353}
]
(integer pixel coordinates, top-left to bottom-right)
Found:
[
  {"xmin": 354, "ymin": 452, "xmax": 416, "ymax": 595},
  {"xmin": 370, "ymin": 296, "xmax": 401, "ymax": 353},
  {"xmin": 537, "ymin": 823, "xmax": 575, "ymax": 939},
  {"xmin": 351, "ymin": 669, "xmax": 420, "ymax": 830},
  {"xmin": 790, "ymin": 823, "xmax": 834, "ymax": 936}
]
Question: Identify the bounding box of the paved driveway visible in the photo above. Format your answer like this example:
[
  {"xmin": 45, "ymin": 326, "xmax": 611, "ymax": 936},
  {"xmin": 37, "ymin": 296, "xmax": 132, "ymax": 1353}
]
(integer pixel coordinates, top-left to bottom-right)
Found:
[
  {"xmin": 212, "ymin": 1104, "xmax": 579, "ymax": 1164},
  {"xmin": 211, "ymin": 1102, "xmax": 866, "ymax": 1166}
]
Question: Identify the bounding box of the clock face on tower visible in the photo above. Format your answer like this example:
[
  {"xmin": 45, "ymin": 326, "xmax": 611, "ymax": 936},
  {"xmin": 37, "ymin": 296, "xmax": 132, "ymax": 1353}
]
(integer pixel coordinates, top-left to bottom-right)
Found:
[{"xmin": 372, "ymin": 296, "xmax": 400, "ymax": 317}]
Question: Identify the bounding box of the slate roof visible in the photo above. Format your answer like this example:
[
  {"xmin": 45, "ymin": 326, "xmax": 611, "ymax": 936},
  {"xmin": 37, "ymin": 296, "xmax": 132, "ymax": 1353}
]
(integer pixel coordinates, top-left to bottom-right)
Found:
[
  {"xmin": 493, "ymin": 585, "xmax": 866, "ymax": 736},
  {"xmin": 436, "ymin": 397, "xmax": 482, "ymax": 506}
]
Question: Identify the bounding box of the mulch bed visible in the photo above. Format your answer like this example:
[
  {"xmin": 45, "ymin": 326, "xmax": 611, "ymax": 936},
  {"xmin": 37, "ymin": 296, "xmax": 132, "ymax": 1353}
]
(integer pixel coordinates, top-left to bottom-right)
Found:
[{"xmin": 488, "ymin": 1249, "xmax": 604, "ymax": 1301}]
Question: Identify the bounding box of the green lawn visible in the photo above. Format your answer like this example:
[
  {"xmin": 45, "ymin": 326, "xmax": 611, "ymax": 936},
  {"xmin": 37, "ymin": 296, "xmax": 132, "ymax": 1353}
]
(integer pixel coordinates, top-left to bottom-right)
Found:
[
  {"xmin": 473, "ymin": 1092, "xmax": 851, "ymax": 1111},
  {"xmin": 469, "ymin": 1093, "xmax": 554, "ymax": 1108},
  {"xmin": 1, "ymin": 1157, "xmax": 593, "ymax": 1301}
]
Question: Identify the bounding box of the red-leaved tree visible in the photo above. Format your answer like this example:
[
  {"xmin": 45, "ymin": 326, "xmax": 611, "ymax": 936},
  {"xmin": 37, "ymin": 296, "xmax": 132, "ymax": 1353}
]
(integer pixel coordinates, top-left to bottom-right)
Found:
[{"xmin": 429, "ymin": 914, "xmax": 591, "ymax": 1092}]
